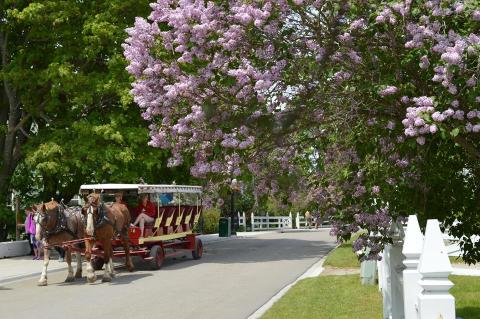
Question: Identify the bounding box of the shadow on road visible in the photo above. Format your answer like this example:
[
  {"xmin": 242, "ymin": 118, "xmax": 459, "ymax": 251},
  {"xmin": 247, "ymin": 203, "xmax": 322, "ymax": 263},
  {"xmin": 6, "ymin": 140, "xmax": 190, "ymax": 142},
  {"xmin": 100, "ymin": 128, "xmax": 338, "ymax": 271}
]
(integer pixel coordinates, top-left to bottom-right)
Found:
[
  {"xmin": 54, "ymin": 272, "xmax": 153, "ymax": 286},
  {"xmin": 149, "ymin": 235, "xmax": 336, "ymax": 271}
]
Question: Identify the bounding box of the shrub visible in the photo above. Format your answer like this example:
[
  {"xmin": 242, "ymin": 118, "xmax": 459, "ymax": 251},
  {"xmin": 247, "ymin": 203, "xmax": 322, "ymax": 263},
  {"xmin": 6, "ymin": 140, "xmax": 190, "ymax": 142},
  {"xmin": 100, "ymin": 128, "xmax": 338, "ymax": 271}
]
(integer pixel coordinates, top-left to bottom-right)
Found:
[{"xmin": 202, "ymin": 208, "xmax": 221, "ymax": 234}]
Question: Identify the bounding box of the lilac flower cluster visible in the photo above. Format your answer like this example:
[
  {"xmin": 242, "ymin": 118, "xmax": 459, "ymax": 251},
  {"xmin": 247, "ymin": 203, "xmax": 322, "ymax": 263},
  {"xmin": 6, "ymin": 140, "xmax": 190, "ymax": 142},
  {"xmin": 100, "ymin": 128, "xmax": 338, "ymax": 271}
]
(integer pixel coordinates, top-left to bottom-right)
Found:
[
  {"xmin": 397, "ymin": 1, "xmax": 480, "ymax": 143},
  {"xmin": 379, "ymin": 86, "xmax": 398, "ymax": 96},
  {"xmin": 124, "ymin": 0, "xmax": 480, "ymax": 260}
]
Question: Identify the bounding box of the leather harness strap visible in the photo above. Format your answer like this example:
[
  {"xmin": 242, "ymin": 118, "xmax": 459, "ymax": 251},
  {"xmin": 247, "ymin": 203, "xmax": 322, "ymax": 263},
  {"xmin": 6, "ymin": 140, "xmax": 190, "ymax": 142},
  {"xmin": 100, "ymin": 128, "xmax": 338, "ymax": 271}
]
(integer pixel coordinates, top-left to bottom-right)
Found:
[
  {"xmin": 85, "ymin": 202, "xmax": 115, "ymax": 236},
  {"xmin": 42, "ymin": 204, "xmax": 79, "ymax": 240}
]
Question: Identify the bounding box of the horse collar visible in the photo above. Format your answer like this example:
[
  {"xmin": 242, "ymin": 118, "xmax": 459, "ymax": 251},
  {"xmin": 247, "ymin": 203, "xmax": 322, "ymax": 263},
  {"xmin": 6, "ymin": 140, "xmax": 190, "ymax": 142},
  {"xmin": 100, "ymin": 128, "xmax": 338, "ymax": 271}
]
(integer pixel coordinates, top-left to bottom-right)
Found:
[
  {"xmin": 93, "ymin": 203, "xmax": 114, "ymax": 230},
  {"xmin": 44, "ymin": 205, "xmax": 66, "ymax": 238}
]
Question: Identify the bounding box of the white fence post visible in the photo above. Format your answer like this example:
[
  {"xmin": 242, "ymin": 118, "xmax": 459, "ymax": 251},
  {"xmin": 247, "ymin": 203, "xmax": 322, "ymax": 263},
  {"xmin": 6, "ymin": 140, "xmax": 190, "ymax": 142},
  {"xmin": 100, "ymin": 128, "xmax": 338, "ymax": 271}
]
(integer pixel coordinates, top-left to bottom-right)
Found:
[
  {"xmin": 381, "ymin": 222, "xmax": 405, "ymax": 319},
  {"xmin": 251, "ymin": 213, "xmax": 255, "ymax": 231},
  {"xmin": 243, "ymin": 212, "xmax": 246, "ymax": 230},
  {"xmin": 266, "ymin": 213, "xmax": 269, "ymax": 230},
  {"xmin": 417, "ymin": 219, "xmax": 455, "ymax": 319},
  {"xmin": 288, "ymin": 212, "xmax": 292, "ymax": 229},
  {"xmin": 296, "ymin": 212, "xmax": 300, "ymax": 229},
  {"xmin": 377, "ymin": 251, "xmax": 384, "ymax": 292},
  {"xmin": 402, "ymin": 215, "xmax": 424, "ymax": 319},
  {"xmin": 382, "ymin": 244, "xmax": 393, "ymax": 319}
]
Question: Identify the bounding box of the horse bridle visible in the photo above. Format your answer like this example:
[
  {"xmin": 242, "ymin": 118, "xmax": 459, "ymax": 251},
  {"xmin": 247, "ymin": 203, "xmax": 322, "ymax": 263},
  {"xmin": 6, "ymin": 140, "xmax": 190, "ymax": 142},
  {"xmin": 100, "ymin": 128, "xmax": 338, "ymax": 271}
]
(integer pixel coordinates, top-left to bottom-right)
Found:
[
  {"xmin": 35, "ymin": 203, "xmax": 77, "ymax": 239},
  {"xmin": 84, "ymin": 199, "xmax": 114, "ymax": 230},
  {"xmin": 33, "ymin": 205, "xmax": 52, "ymax": 237}
]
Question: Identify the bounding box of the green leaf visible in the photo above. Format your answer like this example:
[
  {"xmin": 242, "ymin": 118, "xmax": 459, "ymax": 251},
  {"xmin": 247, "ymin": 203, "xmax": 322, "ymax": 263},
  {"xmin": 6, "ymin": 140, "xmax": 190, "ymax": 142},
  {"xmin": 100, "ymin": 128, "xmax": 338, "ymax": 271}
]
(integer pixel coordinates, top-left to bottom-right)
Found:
[{"xmin": 450, "ymin": 128, "xmax": 460, "ymax": 138}]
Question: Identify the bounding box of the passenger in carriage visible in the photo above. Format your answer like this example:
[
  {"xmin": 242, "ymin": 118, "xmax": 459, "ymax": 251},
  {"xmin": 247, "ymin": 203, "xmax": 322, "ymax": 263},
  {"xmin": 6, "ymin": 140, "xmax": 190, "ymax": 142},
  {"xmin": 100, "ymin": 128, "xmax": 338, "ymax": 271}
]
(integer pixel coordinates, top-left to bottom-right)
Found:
[
  {"xmin": 132, "ymin": 194, "xmax": 156, "ymax": 238},
  {"xmin": 114, "ymin": 192, "xmax": 129, "ymax": 209}
]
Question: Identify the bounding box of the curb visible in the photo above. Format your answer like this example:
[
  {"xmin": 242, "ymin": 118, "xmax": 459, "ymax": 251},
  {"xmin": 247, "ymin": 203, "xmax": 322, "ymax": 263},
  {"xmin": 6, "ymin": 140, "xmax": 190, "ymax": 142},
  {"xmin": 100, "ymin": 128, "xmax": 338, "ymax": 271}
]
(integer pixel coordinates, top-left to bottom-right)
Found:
[
  {"xmin": 452, "ymin": 267, "xmax": 480, "ymax": 276},
  {"xmin": 279, "ymin": 228, "xmax": 332, "ymax": 233},
  {"xmin": 247, "ymin": 255, "xmax": 328, "ymax": 319}
]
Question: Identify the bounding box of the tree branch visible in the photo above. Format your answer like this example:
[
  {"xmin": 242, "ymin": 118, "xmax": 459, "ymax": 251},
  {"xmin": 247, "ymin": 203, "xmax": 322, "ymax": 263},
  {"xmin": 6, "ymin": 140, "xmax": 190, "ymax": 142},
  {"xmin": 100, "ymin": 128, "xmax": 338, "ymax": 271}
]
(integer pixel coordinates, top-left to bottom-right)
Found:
[{"xmin": 8, "ymin": 113, "xmax": 31, "ymax": 133}]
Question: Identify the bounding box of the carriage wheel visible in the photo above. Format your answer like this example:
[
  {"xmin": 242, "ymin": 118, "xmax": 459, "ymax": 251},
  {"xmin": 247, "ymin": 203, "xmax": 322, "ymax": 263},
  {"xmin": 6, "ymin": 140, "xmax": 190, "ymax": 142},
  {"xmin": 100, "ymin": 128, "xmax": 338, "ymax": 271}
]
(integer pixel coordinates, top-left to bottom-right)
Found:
[
  {"xmin": 192, "ymin": 238, "xmax": 203, "ymax": 260},
  {"xmin": 91, "ymin": 256, "xmax": 104, "ymax": 271},
  {"xmin": 150, "ymin": 245, "xmax": 165, "ymax": 270}
]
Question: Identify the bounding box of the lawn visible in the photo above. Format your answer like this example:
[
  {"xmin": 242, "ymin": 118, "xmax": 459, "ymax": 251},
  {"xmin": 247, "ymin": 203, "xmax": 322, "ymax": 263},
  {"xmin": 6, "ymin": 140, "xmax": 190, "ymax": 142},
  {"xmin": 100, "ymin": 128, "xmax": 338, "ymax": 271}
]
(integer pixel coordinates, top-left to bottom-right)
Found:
[
  {"xmin": 261, "ymin": 275, "xmax": 480, "ymax": 319},
  {"xmin": 323, "ymin": 242, "xmax": 360, "ymax": 268},
  {"xmin": 261, "ymin": 275, "xmax": 382, "ymax": 319},
  {"xmin": 262, "ymin": 237, "xmax": 480, "ymax": 319},
  {"xmin": 451, "ymin": 276, "xmax": 480, "ymax": 318},
  {"xmin": 449, "ymin": 256, "xmax": 465, "ymax": 264}
]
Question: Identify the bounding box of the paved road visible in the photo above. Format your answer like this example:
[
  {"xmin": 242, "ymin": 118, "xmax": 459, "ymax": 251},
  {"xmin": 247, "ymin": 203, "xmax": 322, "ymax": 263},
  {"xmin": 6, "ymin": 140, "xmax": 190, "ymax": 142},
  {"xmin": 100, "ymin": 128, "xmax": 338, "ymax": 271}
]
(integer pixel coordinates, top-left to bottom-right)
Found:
[{"xmin": 1, "ymin": 230, "xmax": 335, "ymax": 319}]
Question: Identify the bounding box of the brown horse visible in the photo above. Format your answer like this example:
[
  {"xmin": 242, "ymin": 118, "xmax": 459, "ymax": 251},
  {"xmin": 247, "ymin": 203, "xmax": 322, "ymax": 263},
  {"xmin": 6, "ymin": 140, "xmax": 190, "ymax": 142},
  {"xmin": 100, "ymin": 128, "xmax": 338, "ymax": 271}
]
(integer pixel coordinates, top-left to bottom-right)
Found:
[
  {"xmin": 82, "ymin": 193, "xmax": 134, "ymax": 283},
  {"xmin": 34, "ymin": 201, "xmax": 85, "ymax": 286}
]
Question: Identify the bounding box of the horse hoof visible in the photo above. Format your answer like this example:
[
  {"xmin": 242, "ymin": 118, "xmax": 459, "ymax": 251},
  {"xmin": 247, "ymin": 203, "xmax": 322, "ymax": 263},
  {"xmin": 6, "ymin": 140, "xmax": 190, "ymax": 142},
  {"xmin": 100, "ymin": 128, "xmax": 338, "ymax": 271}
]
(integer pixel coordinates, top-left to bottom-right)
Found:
[
  {"xmin": 64, "ymin": 277, "xmax": 75, "ymax": 283},
  {"xmin": 111, "ymin": 272, "xmax": 116, "ymax": 278},
  {"xmin": 75, "ymin": 272, "xmax": 82, "ymax": 279},
  {"xmin": 87, "ymin": 275, "xmax": 96, "ymax": 284},
  {"xmin": 37, "ymin": 280, "xmax": 47, "ymax": 287},
  {"xmin": 127, "ymin": 266, "xmax": 134, "ymax": 272},
  {"xmin": 102, "ymin": 276, "xmax": 112, "ymax": 283}
]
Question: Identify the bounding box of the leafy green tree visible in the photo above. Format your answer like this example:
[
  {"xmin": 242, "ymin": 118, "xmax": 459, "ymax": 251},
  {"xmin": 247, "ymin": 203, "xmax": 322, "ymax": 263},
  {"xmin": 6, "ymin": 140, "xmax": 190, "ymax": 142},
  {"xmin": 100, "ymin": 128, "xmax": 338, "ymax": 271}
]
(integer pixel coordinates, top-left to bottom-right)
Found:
[{"xmin": 0, "ymin": 1, "xmax": 193, "ymax": 239}]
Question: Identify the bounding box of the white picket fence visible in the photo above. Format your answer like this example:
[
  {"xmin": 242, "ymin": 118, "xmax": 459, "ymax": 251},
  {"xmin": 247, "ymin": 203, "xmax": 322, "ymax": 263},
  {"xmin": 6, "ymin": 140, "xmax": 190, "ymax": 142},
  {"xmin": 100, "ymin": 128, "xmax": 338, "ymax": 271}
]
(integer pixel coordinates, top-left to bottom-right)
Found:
[
  {"xmin": 378, "ymin": 215, "xmax": 460, "ymax": 319},
  {"xmin": 237, "ymin": 212, "xmax": 331, "ymax": 231},
  {"xmin": 238, "ymin": 212, "xmax": 292, "ymax": 231}
]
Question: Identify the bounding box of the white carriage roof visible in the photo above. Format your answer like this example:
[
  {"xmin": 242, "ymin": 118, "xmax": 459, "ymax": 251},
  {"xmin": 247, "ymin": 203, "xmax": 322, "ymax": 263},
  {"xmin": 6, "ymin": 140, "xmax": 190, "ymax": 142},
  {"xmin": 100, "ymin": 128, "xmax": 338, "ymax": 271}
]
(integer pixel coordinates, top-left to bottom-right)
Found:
[{"xmin": 79, "ymin": 184, "xmax": 202, "ymax": 194}]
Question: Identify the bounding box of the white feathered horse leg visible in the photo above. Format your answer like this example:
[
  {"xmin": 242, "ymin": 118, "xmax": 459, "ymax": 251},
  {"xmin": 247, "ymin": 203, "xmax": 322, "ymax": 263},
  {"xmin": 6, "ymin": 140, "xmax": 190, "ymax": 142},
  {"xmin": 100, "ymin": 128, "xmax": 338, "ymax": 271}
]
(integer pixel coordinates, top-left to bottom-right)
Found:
[
  {"xmin": 75, "ymin": 251, "xmax": 83, "ymax": 278},
  {"xmin": 38, "ymin": 246, "xmax": 50, "ymax": 286}
]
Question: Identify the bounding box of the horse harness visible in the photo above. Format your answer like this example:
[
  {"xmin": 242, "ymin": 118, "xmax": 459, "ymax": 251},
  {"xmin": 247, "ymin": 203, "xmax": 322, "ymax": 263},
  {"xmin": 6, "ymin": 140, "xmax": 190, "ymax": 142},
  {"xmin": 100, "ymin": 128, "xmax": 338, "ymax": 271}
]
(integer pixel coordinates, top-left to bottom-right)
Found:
[
  {"xmin": 38, "ymin": 204, "xmax": 79, "ymax": 240},
  {"xmin": 85, "ymin": 202, "xmax": 115, "ymax": 234}
]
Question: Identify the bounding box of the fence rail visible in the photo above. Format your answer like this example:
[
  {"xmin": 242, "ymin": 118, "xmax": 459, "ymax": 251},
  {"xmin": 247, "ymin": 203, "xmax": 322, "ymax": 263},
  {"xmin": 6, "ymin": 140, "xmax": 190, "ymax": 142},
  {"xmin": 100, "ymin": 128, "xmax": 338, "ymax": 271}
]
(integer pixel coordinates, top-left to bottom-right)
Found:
[{"xmin": 237, "ymin": 212, "xmax": 331, "ymax": 231}]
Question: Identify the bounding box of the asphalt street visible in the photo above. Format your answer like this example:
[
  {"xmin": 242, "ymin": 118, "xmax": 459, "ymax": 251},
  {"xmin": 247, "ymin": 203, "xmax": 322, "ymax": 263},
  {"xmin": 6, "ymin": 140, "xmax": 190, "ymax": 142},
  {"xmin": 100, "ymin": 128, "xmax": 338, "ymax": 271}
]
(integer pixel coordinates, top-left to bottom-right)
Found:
[{"xmin": 0, "ymin": 230, "xmax": 336, "ymax": 319}]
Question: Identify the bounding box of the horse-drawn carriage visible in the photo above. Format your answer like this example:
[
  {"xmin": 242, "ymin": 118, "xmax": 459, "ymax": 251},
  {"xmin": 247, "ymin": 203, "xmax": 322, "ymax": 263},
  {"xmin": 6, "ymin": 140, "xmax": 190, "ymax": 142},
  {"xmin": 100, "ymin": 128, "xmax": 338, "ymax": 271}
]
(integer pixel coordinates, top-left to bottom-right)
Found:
[
  {"xmin": 34, "ymin": 183, "xmax": 203, "ymax": 285},
  {"xmin": 78, "ymin": 183, "xmax": 204, "ymax": 270}
]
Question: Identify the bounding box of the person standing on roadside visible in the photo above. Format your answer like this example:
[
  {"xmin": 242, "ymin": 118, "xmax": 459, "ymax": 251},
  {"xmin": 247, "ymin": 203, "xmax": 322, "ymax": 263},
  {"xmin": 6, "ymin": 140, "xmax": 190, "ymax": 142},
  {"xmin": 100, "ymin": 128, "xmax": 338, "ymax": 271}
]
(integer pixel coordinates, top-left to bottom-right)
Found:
[
  {"xmin": 305, "ymin": 210, "xmax": 312, "ymax": 229},
  {"xmin": 313, "ymin": 211, "xmax": 322, "ymax": 229},
  {"xmin": 25, "ymin": 208, "xmax": 41, "ymax": 260}
]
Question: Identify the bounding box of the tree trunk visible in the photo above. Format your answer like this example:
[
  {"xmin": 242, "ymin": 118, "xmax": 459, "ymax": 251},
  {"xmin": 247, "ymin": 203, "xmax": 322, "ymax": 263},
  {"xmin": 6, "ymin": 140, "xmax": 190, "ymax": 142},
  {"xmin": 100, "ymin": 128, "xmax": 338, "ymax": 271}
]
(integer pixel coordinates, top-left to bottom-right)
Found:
[{"xmin": 0, "ymin": 29, "xmax": 26, "ymax": 240}]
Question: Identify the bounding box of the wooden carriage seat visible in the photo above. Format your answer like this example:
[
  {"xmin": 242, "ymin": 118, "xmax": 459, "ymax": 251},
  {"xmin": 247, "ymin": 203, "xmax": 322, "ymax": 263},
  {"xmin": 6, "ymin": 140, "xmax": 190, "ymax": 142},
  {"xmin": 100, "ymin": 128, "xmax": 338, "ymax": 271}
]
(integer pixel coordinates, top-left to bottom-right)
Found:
[
  {"xmin": 173, "ymin": 207, "xmax": 186, "ymax": 233},
  {"xmin": 161, "ymin": 206, "xmax": 177, "ymax": 235},
  {"xmin": 192, "ymin": 207, "xmax": 201, "ymax": 227},
  {"xmin": 154, "ymin": 207, "xmax": 165, "ymax": 228},
  {"xmin": 182, "ymin": 206, "xmax": 194, "ymax": 232},
  {"xmin": 140, "ymin": 205, "xmax": 202, "ymax": 236}
]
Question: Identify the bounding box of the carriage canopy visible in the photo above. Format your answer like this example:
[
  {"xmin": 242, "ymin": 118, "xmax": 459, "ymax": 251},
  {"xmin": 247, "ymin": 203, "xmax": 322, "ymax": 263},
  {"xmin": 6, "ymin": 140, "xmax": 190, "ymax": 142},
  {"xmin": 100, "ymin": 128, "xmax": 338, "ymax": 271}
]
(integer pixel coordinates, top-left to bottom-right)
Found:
[
  {"xmin": 79, "ymin": 184, "xmax": 202, "ymax": 206},
  {"xmin": 79, "ymin": 184, "xmax": 202, "ymax": 195}
]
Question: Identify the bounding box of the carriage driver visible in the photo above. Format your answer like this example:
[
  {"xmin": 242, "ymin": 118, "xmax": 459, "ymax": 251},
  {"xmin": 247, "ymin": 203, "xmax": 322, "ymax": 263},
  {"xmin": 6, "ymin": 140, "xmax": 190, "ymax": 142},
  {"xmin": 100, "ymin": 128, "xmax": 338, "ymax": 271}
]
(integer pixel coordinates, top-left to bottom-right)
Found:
[
  {"xmin": 132, "ymin": 194, "xmax": 156, "ymax": 238},
  {"xmin": 114, "ymin": 192, "xmax": 129, "ymax": 208}
]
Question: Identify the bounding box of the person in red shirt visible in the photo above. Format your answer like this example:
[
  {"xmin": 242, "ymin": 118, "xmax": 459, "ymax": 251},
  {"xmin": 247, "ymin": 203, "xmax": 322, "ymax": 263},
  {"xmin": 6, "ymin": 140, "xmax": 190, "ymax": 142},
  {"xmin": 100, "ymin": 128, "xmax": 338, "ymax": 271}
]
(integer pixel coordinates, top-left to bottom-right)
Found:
[{"xmin": 132, "ymin": 194, "xmax": 156, "ymax": 237}]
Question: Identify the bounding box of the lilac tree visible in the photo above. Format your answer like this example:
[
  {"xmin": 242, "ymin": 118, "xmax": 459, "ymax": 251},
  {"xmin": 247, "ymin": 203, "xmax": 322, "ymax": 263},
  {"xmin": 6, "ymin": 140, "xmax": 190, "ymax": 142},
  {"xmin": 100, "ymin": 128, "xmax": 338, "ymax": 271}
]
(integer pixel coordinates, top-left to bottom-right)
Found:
[{"xmin": 124, "ymin": 0, "xmax": 480, "ymax": 262}]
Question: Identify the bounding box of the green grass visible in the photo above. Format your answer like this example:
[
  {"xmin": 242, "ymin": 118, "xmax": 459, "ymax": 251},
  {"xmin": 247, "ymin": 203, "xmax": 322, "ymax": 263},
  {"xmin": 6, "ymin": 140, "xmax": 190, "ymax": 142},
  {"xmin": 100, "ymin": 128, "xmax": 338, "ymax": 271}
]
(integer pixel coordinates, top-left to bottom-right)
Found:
[
  {"xmin": 264, "ymin": 240, "xmax": 480, "ymax": 319},
  {"xmin": 449, "ymin": 256, "xmax": 465, "ymax": 264},
  {"xmin": 262, "ymin": 275, "xmax": 382, "ymax": 319},
  {"xmin": 323, "ymin": 242, "xmax": 360, "ymax": 268},
  {"xmin": 261, "ymin": 275, "xmax": 480, "ymax": 319},
  {"xmin": 451, "ymin": 276, "xmax": 480, "ymax": 318}
]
